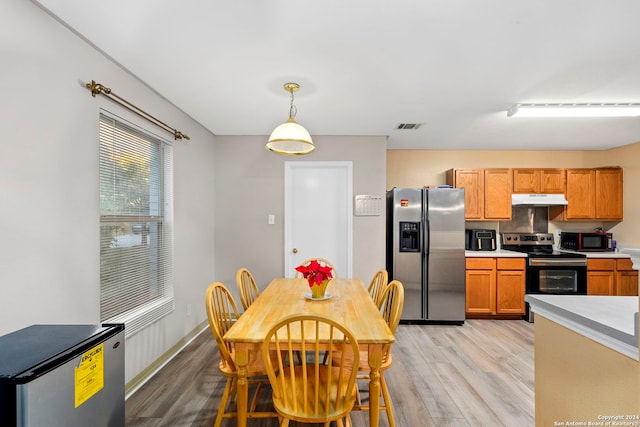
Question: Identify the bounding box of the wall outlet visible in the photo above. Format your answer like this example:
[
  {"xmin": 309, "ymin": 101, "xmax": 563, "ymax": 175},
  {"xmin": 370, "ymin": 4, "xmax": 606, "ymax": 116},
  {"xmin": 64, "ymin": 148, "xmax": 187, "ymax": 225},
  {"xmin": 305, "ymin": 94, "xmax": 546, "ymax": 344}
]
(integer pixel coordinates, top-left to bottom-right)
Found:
[{"xmin": 268, "ymin": 214, "xmax": 275, "ymax": 225}]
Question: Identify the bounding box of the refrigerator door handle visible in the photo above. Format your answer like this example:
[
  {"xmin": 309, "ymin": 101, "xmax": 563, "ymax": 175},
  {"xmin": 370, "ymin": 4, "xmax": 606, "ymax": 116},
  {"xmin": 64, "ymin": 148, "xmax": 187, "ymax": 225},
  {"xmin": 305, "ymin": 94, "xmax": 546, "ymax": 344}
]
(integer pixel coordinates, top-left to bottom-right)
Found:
[
  {"xmin": 424, "ymin": 219, "xmax": 430, "ymax": 255},
  {"xmin": 423, "ymin": 185, "xmax": 429, "ymax": 258}
]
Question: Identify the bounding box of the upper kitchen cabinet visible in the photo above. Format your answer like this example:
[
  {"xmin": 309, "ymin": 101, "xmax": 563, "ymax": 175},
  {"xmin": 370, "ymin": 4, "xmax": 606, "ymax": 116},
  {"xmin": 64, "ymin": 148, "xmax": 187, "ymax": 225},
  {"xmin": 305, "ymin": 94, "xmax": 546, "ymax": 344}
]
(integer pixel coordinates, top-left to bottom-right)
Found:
[
  {"xmin": 447, "ymin": 169, "xmax": 484, "ymax": 219},
  {"xmin": 551, "ymin": 167, "xmax": 623, "ymax": 221},
  {"xmin": 484, "ymin": 169, "xmax": 512, "ymax": 219},
  {"xmin": 446, "ymin": 168, "xmax": 512, "ymax": 220},
  {"xmin": 513, "ymin": 168, "xmax": 565, "ymax": 194},
  {"xmin": 565, "ymin": 169, "xmax": 596, "ymax": 219},
  {"xmin": 595, "ymin": 168, "xmax": 623, "ymax": 220}
]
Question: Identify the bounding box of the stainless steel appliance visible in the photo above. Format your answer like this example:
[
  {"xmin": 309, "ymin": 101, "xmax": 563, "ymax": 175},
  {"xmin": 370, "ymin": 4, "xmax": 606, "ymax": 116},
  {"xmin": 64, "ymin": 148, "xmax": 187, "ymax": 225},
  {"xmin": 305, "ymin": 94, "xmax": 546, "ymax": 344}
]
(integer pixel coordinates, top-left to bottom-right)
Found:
[
  {"xmin": 0, "ymin": 324, "xmax": 125, "ymax": 427},
  {"xmin": 559, "ymin": 232, "xmax": 613, "ymax": 252},
  {"xmin": 386, "ymin": 187, "xmax": 466, "ymax": 324},
  {"xmin": 511, "ymin": 193, "xmax": 568, "ymax": 206},
  {"xmin": 502, "ymin": 232, "xmax": 587, "ymax": 322},
  {"xmin": 466, "ymin": 229, "xmax": 497, "ymax": 251}
]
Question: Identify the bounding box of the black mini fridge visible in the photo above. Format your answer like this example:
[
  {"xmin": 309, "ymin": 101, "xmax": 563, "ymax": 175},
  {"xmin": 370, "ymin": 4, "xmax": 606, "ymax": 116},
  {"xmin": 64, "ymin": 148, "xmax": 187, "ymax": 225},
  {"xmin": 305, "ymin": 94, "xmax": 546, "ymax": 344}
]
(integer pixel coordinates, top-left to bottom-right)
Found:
[{"xmin": 0, "ymin": 324, "xmax": 125, "ymax": 427}]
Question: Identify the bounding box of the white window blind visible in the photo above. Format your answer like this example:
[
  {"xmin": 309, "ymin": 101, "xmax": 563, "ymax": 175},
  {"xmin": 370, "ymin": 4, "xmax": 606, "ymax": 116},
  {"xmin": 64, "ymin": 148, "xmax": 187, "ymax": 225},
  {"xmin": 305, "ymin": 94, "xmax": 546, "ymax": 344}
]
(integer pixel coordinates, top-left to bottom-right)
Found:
[{"xmin": 99, "ymin": 112, "xmax": 174, "ymax": 337}]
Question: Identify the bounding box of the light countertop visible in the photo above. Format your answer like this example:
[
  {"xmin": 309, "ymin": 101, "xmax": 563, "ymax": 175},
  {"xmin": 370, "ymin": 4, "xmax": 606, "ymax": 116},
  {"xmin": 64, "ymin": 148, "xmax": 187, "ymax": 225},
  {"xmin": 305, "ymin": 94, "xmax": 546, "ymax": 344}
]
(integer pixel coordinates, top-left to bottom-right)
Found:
[
  {"xmin": 557, "ymin": 249, "xmax": 631, "ymax": 259},
  {"xmin": 465, "ymin": 249, "xmax": 526, "ymax": 258},
  {"xmin": 466, "ymin": 249, "xmax": 633, "ymax": 261},
  {"xmin": 526, "ymin": 294, "xmax": 639, "ymax": 360}
]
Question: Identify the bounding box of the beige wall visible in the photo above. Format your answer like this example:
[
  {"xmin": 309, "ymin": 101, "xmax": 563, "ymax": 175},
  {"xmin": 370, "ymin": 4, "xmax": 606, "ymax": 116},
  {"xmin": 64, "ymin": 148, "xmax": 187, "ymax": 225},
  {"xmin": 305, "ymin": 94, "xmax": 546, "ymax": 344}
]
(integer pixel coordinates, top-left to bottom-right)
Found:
[
  {"xmin": 594, "ymin": 142, "xmax": 640, "ymax": 247},
  {"xmin": 1, "ymin": 0, "xmax": 217, "ymax": 384},
  {"xmin": 213, "ymin": 135, "xmax": 387, "ymax": 303},
  {"xmin": 387, "ymin": 146, "xmax": 640, "ymax": 248},
  {"xmin": 534, "ymin": 316, "xmax": 640, "ymax": 425},
  {"xmin": 386, "ymin": 150, "xmax": 594, "ymax": 188}
]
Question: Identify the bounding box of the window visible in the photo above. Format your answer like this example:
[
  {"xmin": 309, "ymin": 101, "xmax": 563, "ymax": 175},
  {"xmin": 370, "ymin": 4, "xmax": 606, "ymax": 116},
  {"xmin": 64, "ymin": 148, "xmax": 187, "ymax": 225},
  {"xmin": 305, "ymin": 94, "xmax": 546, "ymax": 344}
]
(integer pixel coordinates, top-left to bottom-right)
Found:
[{"xmin": 99, "ymin": 111, "xmax": 174, "ymax": 337}]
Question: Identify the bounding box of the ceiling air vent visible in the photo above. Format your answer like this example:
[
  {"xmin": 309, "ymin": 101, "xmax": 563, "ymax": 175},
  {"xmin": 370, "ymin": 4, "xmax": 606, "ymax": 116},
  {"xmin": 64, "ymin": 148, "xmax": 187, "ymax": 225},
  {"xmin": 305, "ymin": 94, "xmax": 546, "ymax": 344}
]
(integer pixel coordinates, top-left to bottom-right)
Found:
[{"xmin": 396, "ymin": 123, "xmax": 423, "ymax": 130}]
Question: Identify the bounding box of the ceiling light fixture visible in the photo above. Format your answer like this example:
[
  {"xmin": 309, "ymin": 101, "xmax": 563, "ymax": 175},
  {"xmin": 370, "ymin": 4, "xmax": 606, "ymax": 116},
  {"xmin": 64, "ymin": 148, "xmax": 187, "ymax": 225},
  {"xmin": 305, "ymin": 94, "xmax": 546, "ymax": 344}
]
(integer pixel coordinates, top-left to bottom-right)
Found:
[
  {"xmin": 507, "ymin": 103, "xmax": 640, "ymax": 118},
  {"xmin": 266, "ymin": 82, "xmax": 315, "ymax": 155}
]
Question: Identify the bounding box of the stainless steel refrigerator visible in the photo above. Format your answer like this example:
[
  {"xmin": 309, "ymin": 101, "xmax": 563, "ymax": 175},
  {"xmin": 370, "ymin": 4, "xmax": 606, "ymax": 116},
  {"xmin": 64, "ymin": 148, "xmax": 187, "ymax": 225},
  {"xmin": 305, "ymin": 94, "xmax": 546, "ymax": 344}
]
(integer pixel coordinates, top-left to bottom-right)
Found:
[
  {"xmin": 0, "ymin": 324, "xmax": 125, "ymax": 426},
  {"xmin": 386, "ymin": 187, "xmax": 466, "ymax": 324}
]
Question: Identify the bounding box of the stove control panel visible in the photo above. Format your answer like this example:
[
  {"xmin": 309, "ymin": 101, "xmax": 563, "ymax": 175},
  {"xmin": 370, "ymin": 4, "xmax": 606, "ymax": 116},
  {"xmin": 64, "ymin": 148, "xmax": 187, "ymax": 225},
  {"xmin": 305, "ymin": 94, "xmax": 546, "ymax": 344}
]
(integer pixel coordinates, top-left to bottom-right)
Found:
[{"xmin": 501, "ymin": 233, "xmax": 554, "ymax": 245}]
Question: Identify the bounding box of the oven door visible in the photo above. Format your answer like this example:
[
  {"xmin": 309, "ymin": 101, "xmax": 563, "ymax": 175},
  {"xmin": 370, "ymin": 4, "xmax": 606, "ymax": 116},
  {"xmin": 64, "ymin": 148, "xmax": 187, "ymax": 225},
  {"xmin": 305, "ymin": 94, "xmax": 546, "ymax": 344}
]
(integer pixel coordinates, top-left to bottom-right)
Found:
[
  {"xmin": 525, "ymin": 257, "xmax": 587, "ymax": 322},
  {"xmin": 526, "ymin": 258, "xmax": 587, "ymax": 295}
]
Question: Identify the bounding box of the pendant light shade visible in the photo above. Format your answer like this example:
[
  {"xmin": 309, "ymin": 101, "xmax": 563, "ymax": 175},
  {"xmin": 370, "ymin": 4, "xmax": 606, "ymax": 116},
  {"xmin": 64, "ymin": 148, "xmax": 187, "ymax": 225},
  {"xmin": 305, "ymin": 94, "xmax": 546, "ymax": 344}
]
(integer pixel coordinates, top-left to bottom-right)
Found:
[{"xmin": 266, "ymin": 83, "xmax": 315, "ymax": 155}]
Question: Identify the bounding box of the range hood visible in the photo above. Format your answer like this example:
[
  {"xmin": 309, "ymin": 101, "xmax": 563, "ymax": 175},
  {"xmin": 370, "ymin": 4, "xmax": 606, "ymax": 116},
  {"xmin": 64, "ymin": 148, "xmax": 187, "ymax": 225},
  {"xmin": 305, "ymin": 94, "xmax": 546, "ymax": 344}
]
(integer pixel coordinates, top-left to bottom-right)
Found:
[{"xmin": 511, "ymin": 193, "xmax": 568, "ymax": 206}]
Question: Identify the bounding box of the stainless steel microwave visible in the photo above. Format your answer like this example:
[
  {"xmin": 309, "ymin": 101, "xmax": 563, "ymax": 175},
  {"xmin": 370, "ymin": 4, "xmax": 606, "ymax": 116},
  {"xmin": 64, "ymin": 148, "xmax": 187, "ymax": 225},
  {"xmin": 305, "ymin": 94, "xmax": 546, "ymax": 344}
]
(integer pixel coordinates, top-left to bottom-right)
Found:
[{"xmin": 559, "ymin": 232, "xmax": 613, "ymax": 252}]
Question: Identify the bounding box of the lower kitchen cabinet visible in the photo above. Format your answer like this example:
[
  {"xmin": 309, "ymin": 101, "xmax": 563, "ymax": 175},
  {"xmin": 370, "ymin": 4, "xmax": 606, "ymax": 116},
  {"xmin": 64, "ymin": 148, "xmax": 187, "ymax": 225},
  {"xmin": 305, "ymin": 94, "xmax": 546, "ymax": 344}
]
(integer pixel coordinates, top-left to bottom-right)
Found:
[
  {"xmin": 587, "ymin": 259, "xmax": 615, "ymax": 295},
  {"xmin": 496, "ymin": 258, "xmax": 526, "ymax": 314},
  {"xmin": 616, "ymin": 258, "xmax": 639, "ymax": 296},
  {"xmin": 587, "ymin": 258, "xmax": 639, "ymax": 296},
  {"xmin": 466, "ymin": 257, "xmax": 526, "ymax": 317},
  {"xmin": 466, "ymin": 258, "xmax": 496, "ymax": 314}
]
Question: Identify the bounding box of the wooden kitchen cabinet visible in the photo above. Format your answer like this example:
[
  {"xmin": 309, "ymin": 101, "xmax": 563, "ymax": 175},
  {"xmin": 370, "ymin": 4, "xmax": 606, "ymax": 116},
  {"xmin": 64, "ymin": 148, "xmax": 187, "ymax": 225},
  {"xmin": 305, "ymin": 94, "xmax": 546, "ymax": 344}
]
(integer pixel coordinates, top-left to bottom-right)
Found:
[
  {"xmin": 447, "ymin": 168, "xmax": 511, "ymax": 220},
  {"xmin": 466, "ymin": 257, "xmax": 525, "ymax": 317},
  {"xmin": 616, "ymin": 258, "xmax": 639, "ymax": 296},
  {"xmin": 447, "ymin": 169, "xmax": 484, "ymax": 219},
  {"xmin": 496, "ymin": 258, "xmax": 526, "ymax": 314},
  {"xmin": 587, "ymin": 258, "xmax": 638, "ymax": 296},
  {"xmin": 513, "ymin": 168, "xmax": 565, "ymax": 194},
  {"xmin": 552, "ymin": 167, "xmax": 623, "ymax": 221},
  {"xmin": 587, "ymin": 259, "xmax": 615, "ymax": 295},
  {"xmin": 565, "ymin": 169, "xmax": 596, "ymax": 219},
  {"xmin": 484, "ymin": 169, "xmax": 512, "ymax": 220},
  {"xmin": 465, "ymin": 258, "xmax": 496, "ymax": 314},
  {"xmin": 595, "ymin": 168, "xmax": 623, "ymax": 220}
]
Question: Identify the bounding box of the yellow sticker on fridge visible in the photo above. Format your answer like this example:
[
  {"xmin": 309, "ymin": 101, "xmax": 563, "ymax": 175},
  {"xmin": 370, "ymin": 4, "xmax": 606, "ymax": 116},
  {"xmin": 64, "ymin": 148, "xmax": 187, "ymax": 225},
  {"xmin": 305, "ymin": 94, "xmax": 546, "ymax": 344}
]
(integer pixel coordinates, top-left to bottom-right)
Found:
[{"xmin": 74, "ymin": 343, "xmax": 105, "ymax": 408}]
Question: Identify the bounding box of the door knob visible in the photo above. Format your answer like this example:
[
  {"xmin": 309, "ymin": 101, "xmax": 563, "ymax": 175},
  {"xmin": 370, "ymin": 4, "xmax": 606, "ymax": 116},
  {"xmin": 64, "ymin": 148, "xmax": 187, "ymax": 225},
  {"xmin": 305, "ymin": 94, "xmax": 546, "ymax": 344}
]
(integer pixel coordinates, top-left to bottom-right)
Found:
[{"xmin": 292, "ymin": 248, "xmax": 298, "ymax": 254}]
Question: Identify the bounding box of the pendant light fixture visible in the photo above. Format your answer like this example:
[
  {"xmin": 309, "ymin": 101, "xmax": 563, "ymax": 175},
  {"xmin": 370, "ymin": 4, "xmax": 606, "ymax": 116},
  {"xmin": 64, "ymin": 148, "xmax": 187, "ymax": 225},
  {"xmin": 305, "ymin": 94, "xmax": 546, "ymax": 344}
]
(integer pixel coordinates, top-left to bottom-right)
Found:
[{"xmin": 266, "ymin": 82, "xmax": 315, "ymax": 155}]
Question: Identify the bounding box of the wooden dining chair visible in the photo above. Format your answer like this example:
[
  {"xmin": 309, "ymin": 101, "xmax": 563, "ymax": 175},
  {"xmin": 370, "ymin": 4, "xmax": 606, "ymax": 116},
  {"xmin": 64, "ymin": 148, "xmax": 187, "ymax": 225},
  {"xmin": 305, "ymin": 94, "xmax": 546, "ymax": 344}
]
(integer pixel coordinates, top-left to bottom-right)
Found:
[
  {"xmin": 261, "ymin": 313, "xmax": 360, "ymax": 427},
  {"xmin": 236, "ymin": 267, "xmax": 260, "ymax": 311},
  {"xmin": 294, "ymin": 258, "xmax": 338, "ymax": 279},
  {"xmin": 205, "ymin": 282, "xmax": 277, "ymax": 427},
  {"xmin": 334, "ymin": 279, "xmax": 404, "ymax": 427},
  {"xmin": 367, "ymin": 268, "xmax": 389, "ymax": 307}
]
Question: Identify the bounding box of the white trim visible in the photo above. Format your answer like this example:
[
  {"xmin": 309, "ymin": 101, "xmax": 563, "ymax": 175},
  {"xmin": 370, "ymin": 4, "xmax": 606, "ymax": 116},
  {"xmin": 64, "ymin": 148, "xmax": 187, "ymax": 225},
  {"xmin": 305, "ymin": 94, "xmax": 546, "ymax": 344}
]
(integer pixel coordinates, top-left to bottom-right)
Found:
[{"xmin": 106, "ymin": 297, "xmax": 175, "ymax": 339}]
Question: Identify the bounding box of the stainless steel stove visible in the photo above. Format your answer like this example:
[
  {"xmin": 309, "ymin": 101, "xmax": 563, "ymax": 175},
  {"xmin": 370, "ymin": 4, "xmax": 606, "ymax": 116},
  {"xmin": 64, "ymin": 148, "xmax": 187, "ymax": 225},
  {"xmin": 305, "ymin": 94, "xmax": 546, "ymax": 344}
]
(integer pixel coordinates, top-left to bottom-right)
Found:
[
  {"xmin": 501, "ymin": 232, "xmax": 587, "ymax": 322},
  {"xmin": 501, "ymin": 232, "xmax": 586, "ymax": 257}
]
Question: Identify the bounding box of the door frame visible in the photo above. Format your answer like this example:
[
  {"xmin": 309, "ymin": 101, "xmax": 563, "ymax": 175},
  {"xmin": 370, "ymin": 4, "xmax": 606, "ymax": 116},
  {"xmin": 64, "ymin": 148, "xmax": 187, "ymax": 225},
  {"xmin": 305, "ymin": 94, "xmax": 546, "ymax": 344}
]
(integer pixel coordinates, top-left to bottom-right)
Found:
[{"xmin": 284, "ymin": 161, "xmax": 353, "ymax": 278}]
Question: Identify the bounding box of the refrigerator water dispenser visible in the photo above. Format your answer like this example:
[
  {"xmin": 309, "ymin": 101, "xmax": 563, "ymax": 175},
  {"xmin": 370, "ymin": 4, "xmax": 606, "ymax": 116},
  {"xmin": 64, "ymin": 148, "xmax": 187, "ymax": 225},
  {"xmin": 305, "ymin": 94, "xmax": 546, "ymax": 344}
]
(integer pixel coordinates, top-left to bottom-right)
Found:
[{"xmin": 399, "ymin": 222, "xmax": 420, "ymax": 252}]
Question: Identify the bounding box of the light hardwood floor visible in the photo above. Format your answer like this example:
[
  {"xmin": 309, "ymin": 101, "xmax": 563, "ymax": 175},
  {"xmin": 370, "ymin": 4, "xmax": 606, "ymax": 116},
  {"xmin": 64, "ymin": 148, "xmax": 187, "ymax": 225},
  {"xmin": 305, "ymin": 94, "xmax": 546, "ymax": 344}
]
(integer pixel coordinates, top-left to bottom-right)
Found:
[{"xmin": 125, "ymin": 320, "xmax": 534, "ymax": 426}]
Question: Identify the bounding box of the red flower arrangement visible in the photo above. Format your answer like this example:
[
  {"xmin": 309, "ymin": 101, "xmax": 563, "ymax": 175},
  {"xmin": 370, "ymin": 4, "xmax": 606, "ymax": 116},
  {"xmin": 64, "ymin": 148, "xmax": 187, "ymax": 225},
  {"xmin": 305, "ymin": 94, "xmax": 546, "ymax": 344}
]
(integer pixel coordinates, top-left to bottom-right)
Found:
[{"xmin": 295, "ymin": 259, "xmax": 333, "ymax": 288}]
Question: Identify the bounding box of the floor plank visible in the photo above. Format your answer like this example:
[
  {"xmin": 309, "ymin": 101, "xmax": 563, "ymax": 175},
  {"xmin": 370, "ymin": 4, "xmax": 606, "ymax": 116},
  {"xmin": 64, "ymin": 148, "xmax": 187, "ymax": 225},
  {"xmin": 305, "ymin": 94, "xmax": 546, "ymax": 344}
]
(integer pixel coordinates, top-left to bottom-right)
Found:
[{"xmin": 125, "ymin": 320, "xmax": 534, "ymax": 426}]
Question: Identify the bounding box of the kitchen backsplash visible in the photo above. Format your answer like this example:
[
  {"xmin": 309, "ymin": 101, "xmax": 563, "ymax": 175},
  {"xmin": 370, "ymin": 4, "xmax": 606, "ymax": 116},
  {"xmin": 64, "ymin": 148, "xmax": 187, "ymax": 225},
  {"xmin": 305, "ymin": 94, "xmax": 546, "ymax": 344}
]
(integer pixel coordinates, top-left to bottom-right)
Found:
[{"xmin": 466, "ymin": 206, "xmax": 608, "ymax": 249}]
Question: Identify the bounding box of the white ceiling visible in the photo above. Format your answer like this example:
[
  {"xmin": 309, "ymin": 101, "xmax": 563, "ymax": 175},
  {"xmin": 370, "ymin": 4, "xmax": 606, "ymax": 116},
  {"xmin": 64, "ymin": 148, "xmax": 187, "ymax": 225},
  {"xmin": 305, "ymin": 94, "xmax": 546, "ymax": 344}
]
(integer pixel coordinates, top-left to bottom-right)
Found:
[{"xmin": 34, "ymin": 0, "xmax": 640, "ymax": 150}]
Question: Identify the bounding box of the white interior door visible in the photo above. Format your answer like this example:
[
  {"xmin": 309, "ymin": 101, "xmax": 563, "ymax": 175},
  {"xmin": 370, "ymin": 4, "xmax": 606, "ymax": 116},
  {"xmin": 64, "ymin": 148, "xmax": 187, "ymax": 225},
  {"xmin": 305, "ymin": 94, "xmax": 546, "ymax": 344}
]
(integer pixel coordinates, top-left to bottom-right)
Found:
[{"xmin": 284, "ymin": 162, "xmax": 353, "ymax": 278}]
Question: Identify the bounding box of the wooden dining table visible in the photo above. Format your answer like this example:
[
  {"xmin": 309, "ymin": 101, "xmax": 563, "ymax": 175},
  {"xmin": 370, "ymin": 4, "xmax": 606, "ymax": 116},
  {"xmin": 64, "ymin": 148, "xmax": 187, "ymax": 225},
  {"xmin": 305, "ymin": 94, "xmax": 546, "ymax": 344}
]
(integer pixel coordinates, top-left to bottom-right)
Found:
[{"xmin": 223, "ymin": 277, "xmax": 396, "ymax": 427}]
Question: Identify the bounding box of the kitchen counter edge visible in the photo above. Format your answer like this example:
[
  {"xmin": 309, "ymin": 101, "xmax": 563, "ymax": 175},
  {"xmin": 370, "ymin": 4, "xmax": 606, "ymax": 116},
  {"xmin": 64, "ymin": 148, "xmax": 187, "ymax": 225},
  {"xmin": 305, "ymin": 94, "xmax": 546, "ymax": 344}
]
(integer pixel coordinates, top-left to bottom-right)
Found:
[
  {"xmin": 465, "ymin": 249, "xmax": 526, "ymax": 258},
  {"xmin": 558, "ymin": 250, "xmax": 632, "ymax": 259},
  {"xmin": 465, "ymin": 250, "xmax": 633, "ymax": 260},
  {"xmin": 525, "ymin": 294, "xmax": 639, "ymax": 360}
]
